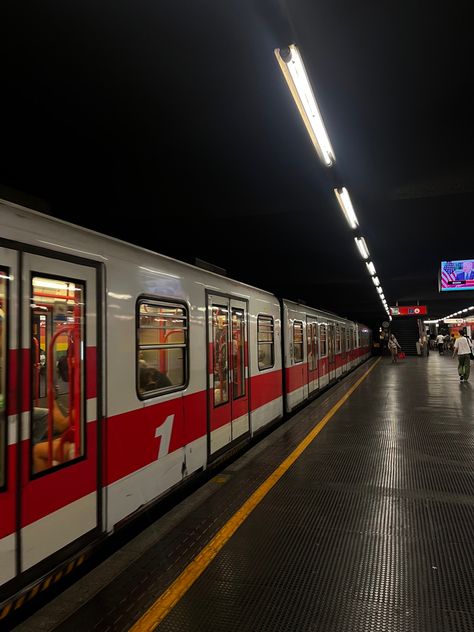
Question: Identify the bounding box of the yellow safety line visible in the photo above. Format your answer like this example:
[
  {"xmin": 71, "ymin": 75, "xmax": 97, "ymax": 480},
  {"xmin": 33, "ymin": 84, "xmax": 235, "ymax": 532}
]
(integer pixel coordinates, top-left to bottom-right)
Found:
[{"xmin": 130, "ymin": 358, "xmax": 381, "ymax": 632}]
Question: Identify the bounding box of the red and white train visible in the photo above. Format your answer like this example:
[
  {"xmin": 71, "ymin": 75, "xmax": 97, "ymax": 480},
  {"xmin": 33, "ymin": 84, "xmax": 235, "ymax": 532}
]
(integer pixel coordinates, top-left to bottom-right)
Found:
[{"xmin": 0, "ymin": 199, "xmax": 371, "ymax": 612}]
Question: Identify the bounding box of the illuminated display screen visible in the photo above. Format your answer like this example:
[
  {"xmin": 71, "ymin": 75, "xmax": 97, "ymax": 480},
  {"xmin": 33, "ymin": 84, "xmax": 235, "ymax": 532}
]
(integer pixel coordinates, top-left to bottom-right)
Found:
[{"xmin": 440, "ymin": 260, "xmax": 474, "ymax": 291}]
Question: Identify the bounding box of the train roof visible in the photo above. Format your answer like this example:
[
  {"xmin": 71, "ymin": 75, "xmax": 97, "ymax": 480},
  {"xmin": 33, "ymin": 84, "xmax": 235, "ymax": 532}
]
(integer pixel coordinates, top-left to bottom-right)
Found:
[
  {"xmin": 1, "ymin": 198, "xmax": 370, "ymax": 329},
  {"xmin": 0, "ymin": 197, "xmax": 277, "ymax": 298},
  {"xmin": 282, "ymin": 297, "xmax": 370, "ymax": 330}
]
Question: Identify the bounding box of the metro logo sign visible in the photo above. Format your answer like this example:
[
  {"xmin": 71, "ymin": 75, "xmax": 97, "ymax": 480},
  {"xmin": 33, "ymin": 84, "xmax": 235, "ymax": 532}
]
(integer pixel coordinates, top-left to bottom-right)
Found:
[{"xmin": 390, "ymin": 305, "xmax": 427, "ymax": 316}]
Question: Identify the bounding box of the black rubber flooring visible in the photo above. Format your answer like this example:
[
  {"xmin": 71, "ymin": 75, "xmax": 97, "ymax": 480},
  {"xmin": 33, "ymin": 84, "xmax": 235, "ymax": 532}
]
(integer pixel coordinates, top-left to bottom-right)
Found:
[
  {"xmin": 26, "ymin": 354, "xmax": 474, "ymax": 631},
  {"xmin": 157, "ymin": 354, "xmax": 474, "ymax": 632}
]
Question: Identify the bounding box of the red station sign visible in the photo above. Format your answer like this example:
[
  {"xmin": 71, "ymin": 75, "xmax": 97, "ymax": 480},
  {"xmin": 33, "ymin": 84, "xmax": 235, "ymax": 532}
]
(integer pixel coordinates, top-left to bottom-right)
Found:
[{"xmin": 389, "ymin": 305, "xmax": 428, "ymax": 316}]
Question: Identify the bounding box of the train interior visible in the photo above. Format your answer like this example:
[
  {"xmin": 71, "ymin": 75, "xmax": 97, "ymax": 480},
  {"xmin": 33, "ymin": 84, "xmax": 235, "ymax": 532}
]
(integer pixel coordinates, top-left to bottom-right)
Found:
[{"xmin": 31, "ymin": 276, "xmax": 85, "ymax": 474}]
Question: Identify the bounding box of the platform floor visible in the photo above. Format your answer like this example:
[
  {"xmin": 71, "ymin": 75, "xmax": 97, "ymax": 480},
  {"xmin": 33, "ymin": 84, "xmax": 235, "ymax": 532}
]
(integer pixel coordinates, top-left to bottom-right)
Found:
[{"xmin": 17, "ymin": 354, "xmax": 474, "ymax": 632}]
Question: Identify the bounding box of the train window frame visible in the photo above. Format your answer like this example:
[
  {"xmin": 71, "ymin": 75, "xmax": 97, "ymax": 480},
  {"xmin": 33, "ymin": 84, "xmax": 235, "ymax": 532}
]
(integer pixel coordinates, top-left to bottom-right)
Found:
[
  {"xmin": 0, "ymin": 267, "xmax": 9, "ymax": 492},
  {"xmin": 211, "ymin": 303, "xmax": 230, "ymax": 408},
  {"xmin": 335, "ymin": 324, "xmax": 341, "ymax": 355},
  {"xmin": 307, "ymin": 322, "xmax": 318, "ymax": 371},
  {"xmin": 231, "ymin": 306, "xmax": 246, "ymax": 400},
  {"xmin": 257, "ymin": 314, "xmax": 275, "ymax": 371},
  {"xmin": 136, "ymin": 296, "xmax": 189, "ymax": 401},
  {"xmin": 319, "ymin": 323, "xmax": 328, "ymax": 358},
  {"xmin": 30, "ymin": 272, "xmax": 88, "ymax": 479},
  {"xmin": 292, "ymin": 320, "xmax": 304, "ymax": 364}
]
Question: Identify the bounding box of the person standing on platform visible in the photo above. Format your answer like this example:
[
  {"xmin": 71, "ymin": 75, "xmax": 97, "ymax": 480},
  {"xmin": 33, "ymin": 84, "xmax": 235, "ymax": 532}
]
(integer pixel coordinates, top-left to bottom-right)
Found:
[
  {"xmin": 453, "ymin": 330, "xmax": 473, "ymax": 381},
  {"xmin": 436, "ymin": 332, "xmax": 446, "ymax": 354},
  {"xmin": 388, "ymin": 334, "xmax": 401, "ymax": 363}
]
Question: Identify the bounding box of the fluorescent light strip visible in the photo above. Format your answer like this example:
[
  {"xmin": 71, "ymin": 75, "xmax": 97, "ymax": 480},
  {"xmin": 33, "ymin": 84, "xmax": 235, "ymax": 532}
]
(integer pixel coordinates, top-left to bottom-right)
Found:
[
  {"xmin": 275, "ymin": 46, "xmax": 391, "ymax": 316},
  {"xmin": 334, "ymin": 187, "xmax": 359, "ymax": 229},
  {"xmin": 428, "ymin": 305, "xmax": 474, "ymax": 322},
  {"xmin": 355, "ymin": 237, "xmax": 370, "ymax": 260},
  {"xmin": 275, "ymin": 45, "xmax": 335, "ymax": 166},
  {"xmin": 366, "ymin": 261, "xmax": 376, "ymax": 276}
]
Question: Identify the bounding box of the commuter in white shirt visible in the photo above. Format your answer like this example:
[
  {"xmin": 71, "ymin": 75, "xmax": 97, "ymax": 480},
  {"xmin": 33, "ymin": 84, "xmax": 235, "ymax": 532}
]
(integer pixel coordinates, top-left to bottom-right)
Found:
[
  {"xmin": 453, "ymin": 332, "xmax": 473, "ymax": 381},
  {"xmin": 436, "ymin": 333, "xmax": 445, "ymax": 354}
]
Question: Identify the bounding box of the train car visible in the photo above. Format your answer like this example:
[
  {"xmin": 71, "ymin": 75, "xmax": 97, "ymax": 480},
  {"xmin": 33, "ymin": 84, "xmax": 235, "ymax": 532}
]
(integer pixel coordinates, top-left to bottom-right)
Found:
[
  {"xmin": 0, "ymin": 199, "xmax": 283, "ymax": 610},
  {"xmin": 0, "ymin": 199, "xmax": 371, "ymax": 616},
  {"xmin": 282, "ymin": 299, "xmax": 371, "ymax": 413}
]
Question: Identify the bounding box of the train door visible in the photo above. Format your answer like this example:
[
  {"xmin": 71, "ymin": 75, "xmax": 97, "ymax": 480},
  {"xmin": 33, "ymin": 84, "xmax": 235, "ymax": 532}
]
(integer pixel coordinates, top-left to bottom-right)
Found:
[
  {"xmin": 0, "ymin": 248, "xmax": 18, "ymax": 587},
  {"xmin": 20, "ymin": 253, "xmax": 100, "ymax": 571},
  {"xmin": 306, "ymin": 317, "xmax": 319, "ymax": 395},
  {"xmin": 328, "ymin": 323, "xmax": 336, "ymax": 381},
  {"xmin": 208, "ymin": 295, "xmax": 250, "ymax": 456},
  {"xmin": 341, "ymin": 325, "xmax": 347, "ymax": 373}
]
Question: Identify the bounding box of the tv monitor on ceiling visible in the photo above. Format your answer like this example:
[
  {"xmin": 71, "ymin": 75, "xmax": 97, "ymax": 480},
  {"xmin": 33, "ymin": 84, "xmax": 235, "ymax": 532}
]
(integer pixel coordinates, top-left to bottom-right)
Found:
[{"xmin": 440, "ymin": 259, "xmax": 474, "ymax": 291}]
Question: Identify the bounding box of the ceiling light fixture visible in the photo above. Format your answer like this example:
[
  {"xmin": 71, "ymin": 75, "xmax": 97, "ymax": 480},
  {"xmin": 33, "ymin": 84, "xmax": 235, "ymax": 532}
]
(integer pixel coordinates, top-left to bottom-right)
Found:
[
  {"xmin": 366, "ymin": 261, "xmax": 376, "ymax": 276},
  {"xmin": 275, "ymin": 44, "xmax": 336, "ymax": 167},
  {"xmin": 334, "ymin": 187, "xmax": 359, "ymax": 229},
  {"xmin": 372, "ymin": 276, "xmax": 380, "ymax": 287},
  {"xmin": 376, "ymin": 286, "xmax": 383, "ymax": 295},
  {"xmin": 355, "ymin": 237, "xmax": 370, "ymax": 260}
]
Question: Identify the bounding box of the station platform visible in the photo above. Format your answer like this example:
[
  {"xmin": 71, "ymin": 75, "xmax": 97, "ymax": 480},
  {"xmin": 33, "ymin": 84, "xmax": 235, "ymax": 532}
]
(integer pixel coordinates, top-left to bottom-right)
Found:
[{"xmin": 15, "ymin": 353, "xmax": 474, "ymax": 632}]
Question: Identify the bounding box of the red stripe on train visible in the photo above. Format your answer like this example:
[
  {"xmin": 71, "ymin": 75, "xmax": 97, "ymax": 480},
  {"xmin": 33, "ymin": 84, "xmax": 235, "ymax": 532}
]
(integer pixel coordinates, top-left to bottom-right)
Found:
[
  {"xmin": 21, "ymin": 422, "xmax": 97, "ymax": 528},
  {"xmin": 106, "ymin": 370, "xmax": 283, "ymax": 486},
  {"xmin": 250, "ymin": 369, "xmax": 282, "ymax": 409},
  {"xmin": 7, "ymin": 349, "xmax": 30, "ymax": 415},
  {"xmin": 0, "ymin": 444, "xmax": 16, "ymax": 539}
]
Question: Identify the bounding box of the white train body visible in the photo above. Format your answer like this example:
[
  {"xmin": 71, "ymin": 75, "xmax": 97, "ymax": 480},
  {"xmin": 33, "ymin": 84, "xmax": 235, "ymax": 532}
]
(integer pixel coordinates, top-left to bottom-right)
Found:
[{"xmin": 0, "ymin": 200, "xmax": 370, "ymax": 608}]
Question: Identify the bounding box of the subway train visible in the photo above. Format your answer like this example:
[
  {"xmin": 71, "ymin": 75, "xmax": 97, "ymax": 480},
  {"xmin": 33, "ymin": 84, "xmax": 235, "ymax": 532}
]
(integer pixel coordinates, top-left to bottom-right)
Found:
[{"xmin": 0, "ymin": 199, "xmax": 371, "ymax": 616}]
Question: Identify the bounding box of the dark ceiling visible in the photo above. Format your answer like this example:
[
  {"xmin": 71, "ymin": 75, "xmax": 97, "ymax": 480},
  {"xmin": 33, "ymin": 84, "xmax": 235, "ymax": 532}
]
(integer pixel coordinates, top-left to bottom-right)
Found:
[{"xmin": 2, "ymin": 1, "xmax": 474, "ymax": 327}]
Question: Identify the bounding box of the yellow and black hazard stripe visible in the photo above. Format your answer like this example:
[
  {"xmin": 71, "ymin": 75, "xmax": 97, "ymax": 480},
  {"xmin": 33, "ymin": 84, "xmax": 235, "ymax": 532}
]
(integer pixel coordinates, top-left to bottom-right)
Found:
[{"xmin": 0, "ymin": 552, "xmax": 88, "ymax": 623}]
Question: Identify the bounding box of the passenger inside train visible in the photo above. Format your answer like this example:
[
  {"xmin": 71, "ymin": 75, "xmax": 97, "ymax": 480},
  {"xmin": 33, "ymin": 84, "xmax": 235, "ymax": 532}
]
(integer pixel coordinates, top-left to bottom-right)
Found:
[
  {"xmin": 32, "ymin": 356, "xmax": 72, "ymax": 473},
  {"xmin": 31, "ymin": 276, "xmax": 85, "ymax": 474},
  {"xmin": 137, "ymin": 301, "xmax": 187, "ymax": 397},
  {"xmin": 139, "ymin": 366, "xmax": 172, "ymax": 393}
]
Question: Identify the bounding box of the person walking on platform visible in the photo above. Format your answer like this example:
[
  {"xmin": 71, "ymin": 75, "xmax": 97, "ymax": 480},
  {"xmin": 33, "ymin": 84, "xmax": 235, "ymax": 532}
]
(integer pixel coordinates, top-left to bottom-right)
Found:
[
  {"xmin": 388, "ymin": 334, "xmax": 401, "ymax": 363},
  {"xmin": 436, "ymin": 332, "xmax": 446, "ymax": 354},
  {"xmin": 453, "ymin": 330, "xmax": 473, "ymax": 381}
]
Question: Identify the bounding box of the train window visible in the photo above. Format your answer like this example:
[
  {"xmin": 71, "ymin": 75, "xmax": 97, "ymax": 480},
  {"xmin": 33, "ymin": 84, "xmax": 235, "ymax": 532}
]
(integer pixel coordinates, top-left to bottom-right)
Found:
[
  {"xmin": 138, "ymin": 301, "xmax": 187, "ymax": 398},
  {"xmin": 307, "ymin": 324, "xmax": 313, "ymax": 370},
  {"xmin": 31, "ymin": 276, "xmax": 85, "ymax": 475},
  {"xmin": 232, "ymin": 308, "xmax": 245, "ymax": 399},
  {"xmin": 293, "ymin": 321, "xmax": 304, "ymax": 364},
  {"xmin": 0, "ymin": 270, "xmax": 7, "ymax": 489},
  {"xmin": 257, "ymin": 315, "xmax": 274, "ymax": 370},
  {"xmin": 212, "ymin": 305, "xmax": 229, "ymax": 406},
  {"xmin": 307, "ymin": 323, "xmax": 318, "ymax": 371},
  {"xmin": 320, "ymin": 324, "xmax": 327, "ymax": 357},
  {"xmin": 335, "ymin": 325, "xmax": 341, "ymax": 354}
]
